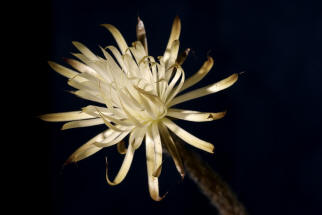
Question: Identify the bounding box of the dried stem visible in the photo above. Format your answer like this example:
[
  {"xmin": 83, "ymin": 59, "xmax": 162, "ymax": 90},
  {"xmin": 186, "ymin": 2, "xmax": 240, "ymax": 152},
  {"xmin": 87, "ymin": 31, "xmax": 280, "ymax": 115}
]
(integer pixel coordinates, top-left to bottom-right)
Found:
[{"xmin": 174, "ymin": 136, "xmax": 248, "ymax": 215}]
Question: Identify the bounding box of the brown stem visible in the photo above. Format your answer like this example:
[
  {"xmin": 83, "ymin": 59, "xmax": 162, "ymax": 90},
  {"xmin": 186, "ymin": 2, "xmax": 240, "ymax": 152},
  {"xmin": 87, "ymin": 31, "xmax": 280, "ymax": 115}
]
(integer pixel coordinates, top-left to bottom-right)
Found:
[{"xmin": 174, "ymin": 136, "xmax": 248, "ymax": 215}]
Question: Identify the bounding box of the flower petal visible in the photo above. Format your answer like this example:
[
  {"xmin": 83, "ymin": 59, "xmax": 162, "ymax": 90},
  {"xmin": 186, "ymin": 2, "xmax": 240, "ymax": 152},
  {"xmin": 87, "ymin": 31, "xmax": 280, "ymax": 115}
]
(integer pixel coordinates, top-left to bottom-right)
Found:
[
  {"xmin": 94, "ymin": 129, "xmax": 131, "ymax": 148},
  {"xmin": 180, "ymin": 56, "xmax": 214, "ymax": 92},
  {"xmin": 136, "ymin": 17, "xmax": 148, "ymax": 54},
  {"xmin": 159, "ymin": 123, "xmax": 184, "ymax": 178},
  {"xmin": 168, "ymin": 40, "xmax": 180, "ymax": 68},
  {"xmin": 105, "ymin": 45, "xmax": 128, "ymax": 74},
  {"xmin": 165, "ymin": 66, "xmax": 185, "ymax": 105},
  {"xmin": 64, "ymin": 58, "xmax": 97, "ymax": 75},
  {"xmin": 98, "ymin": 111, "xmax": 128, "ymax": 132},
  {"xmin": 65, "ymin": 129, "xmax": 111, "ymax": 164},
  {"xmin": 162, "ymin": 118, "xmax": 214, "ymax": 153},
  {"xmin": 105, "ymin": 140, "xmax": 135, "ymax": 186},
  {"xmin": 131, "ymin": 127, "xmax": 146, "ymax": 150},
  {"xmin": 164, "ymin": 16, "xmax": 181, "ymax": 58},
  {"xmin": 40, "ymin": 111, "xmax": 95, "ymax": 122},
  {"xmin": 61, "ymin": 118, "xmax": 104, "ymax": 130},
  {"xmin": 145, "ymin": 125, "xmax": 166, "ymax": 201},
  {"xmin": 167, "ymin": 108, "xmax": 226, "ymax": 122},
  {"xmin": 48, "ymin": 61, "xmax": 79, "ymax": 79},
  {"xmin": 101, "ymin": 24, "xmax": 129, "ymax": 55},
  {"xmin": 71, "ymin": 90, "xmax": 104, "ymax": 104},
  {"xmin": 169, "ymin": 73, "xmax": 238, "ymax": 107},
  {"xmin": 72, "ymin": 41, "xmax": 98, "ymax": 61}
]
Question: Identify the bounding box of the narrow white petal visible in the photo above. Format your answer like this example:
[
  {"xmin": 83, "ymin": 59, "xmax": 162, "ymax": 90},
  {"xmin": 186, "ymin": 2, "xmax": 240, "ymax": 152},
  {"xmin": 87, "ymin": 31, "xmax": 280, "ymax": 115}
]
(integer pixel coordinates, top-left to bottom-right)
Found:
[
  {"xmin": 167, "ymin": 108, "xmax": 226, "ymax": 122},
  {"xmin": 64, "ymin": 58, "xmax": 97, "ymax": 75},
  {"xmin": 167, "ymin": 40, "xmax": 180, "ymax": 68},
  {"xmin": 48, "ymin": 61, "xmax": 78, "ymax": 79},
  {"xmin": 164, "ymin": 16, "xmax": 181, "ymax": 62},
  {"xmin": 101, "ymin": 24, "xmax": 129, "ymax": 55},
  {"xmin": 162, "ymin": 118, "xmax": 214, "ymax": 153},
  {"xmin": 151, "ymin": 123, "xmax": 163, "ymax": 176},
  {"xmin": 105, "ymin": 140, "xmax": 135, "ymax": 185},
  {"xmin": 159, "ymin": 123, "xmax": 184, "ymax": 178},
  {"xmin": 165, "ymin": 67, "xmax": 185, "ymax": 105},
  {"xmin": 72, "ymin": 41, "xmax": 98, "ymax": 61},
  {"xmin": 180, "ymin": 56, "xmax": 214, "ymax": 92},
  {"xmin": 72, "ymin": 90, "xmax": 105, "ymax": 104},
  {"xmin": 145, "ymin": 125, "xmax": 165, "ymax": 201},
  {"xmin": 105, "ymin": 45, "xmax": 128, "ymax": 74},
  {"xmin": 40, "ymin": 111, "xmax": 95, "ymax": 122},
  {"xmin": 94, "ymin": 130, "xmax": 131, "ymax": 147},
  {"xmin": 65, "ymin": 129, "xmax": 111, "ymax": 164},
  {"xmin": 61, "ymin": 118, "xmax": 104, "ymax": 130},
  {"xmin": 169, "ymin": 73, "xmax": 238, "ymax": 107}
]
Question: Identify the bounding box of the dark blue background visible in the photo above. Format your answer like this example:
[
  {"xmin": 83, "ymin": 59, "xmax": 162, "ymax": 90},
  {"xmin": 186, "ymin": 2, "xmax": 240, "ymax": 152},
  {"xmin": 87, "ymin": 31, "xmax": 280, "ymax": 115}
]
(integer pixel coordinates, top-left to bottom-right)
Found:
[{"xmin": 21, "ymin": 0, "xmax": 322, "ymax": 214}]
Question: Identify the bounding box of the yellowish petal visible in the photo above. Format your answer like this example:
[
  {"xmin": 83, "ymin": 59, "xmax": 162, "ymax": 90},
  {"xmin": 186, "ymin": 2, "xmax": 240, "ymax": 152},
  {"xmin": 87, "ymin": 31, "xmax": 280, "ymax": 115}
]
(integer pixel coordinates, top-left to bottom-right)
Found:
[
  {"xmin": 105, "ymin": 140, "xmax": 135, "ymax": 185},
  {"xmin": 145, "ymin": 125, "xmax": 166, "ymax": 201},
  {"xmin": 180, "ymin": 56, "xmax": 214, "ymax": 92},
  {"xmin": 65, "ymin": 129, "xmax": 111, "ymax": 164},
  {"xmin": 101, "ymin": 24, "xmax": 129, "ymax": 55},
  {"xmin": 167, "ymin": 108, "xmax": 226, "ymax": 122},
  {"xmin": 71, "ymin": 90, "xmax": 105, "ymax": 104},
  {"xmin": 61, "ymin": 118, "xmax": 104, "ymax": 130},
  {"xmin": 98, "ymin": 111, "xmax": 128, "ymax": 132},
  {"xmin": 164, "ymin": 16, "xmax": 181, "ymax": 55},
  {"xmin": 162, "ymin": 118, "xmax": 214, "ymax": 153},
  {"xmin": 64, "ymin": 58, "xmax": 97, "ymax": 75},
  {"xmin": 94, "ymin": 129, "xmax": 131, "ymax": 148},
  {"xmin": 105, "ymin": 45, "xmax": 128, "ymax": 74},
  {"xmin": 169, "ymin": 73, "xmax": 238, "ymax": 107},
  {"xmin": 48, "ymin": 61, "xmax": 78, "ymax": 79},
  {"xmin": 159, "ymin": 123, "xmax": 184, "ymax": 178},
  {"xmin": 40, "ymin": 111, "xmax": 95, "ymax": 122},
  {"xmin": 72, "ymin": 41, "xmax": 98, "ymax": 61},
  {"xmin": 168, "ymin": 40, "xmax": 180, "ymax": 67}
]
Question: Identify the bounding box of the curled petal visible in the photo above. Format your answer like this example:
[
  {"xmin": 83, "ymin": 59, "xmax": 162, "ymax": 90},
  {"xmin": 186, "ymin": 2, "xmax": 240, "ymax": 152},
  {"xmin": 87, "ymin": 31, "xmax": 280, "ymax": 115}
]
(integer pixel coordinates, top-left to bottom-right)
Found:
[
  {"xmin": 65, "ymin": 129, "xmax": 111, "ymax": 164},
  {"xmin": 105, "ymin": 140, "xmax": 135, "ymax": 186}
]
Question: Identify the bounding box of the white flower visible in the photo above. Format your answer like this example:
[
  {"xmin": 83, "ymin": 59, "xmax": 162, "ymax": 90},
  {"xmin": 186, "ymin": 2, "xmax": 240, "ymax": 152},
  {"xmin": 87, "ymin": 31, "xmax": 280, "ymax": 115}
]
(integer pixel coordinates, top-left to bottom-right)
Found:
[{"xmin": 41, "ymin": 16, "xmax": 238, "ymax": 201}]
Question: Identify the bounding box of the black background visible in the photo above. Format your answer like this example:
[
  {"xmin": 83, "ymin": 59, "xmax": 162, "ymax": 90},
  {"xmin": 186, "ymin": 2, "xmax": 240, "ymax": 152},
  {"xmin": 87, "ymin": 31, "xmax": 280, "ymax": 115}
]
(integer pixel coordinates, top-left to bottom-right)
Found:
[{"xmin": 15, "ymin": 0, "xmax": 322, "ymax": 214}]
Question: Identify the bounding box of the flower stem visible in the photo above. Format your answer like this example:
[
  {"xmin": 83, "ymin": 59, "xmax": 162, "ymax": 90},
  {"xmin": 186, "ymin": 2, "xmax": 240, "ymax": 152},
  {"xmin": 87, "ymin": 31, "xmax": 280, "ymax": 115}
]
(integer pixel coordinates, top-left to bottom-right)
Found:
[{"xmin": 174, "ymin": 137, "xmax": 248, "ymax": 215}]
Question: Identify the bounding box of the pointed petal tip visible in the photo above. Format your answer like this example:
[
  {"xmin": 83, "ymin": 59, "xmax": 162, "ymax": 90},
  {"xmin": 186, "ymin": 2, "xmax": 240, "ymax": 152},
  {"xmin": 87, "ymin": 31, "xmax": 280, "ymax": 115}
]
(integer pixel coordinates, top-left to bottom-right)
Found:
[{"xmin": 180, "ymin": 172, "xmax": 185, "ymax": 180}]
